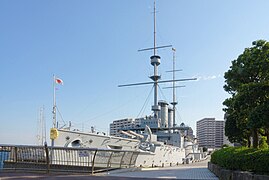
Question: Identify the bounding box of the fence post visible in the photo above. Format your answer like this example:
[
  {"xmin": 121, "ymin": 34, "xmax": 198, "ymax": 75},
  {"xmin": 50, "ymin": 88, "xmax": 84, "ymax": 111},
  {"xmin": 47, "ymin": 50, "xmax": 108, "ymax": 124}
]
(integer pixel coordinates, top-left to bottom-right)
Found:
[
  {"xmin": 107, "ymin": 151, "xmax": 114, "ymax": 168},
  {"xmin": 133, "ymin": 152, "xmax": 139, "ymax": 167},
  {"xmin": 119, "ymin": 152, "xmax": 126, "ymax": 168},
  {"xmin": 44, "ymin": 143, "xmax": 50, "ymax": 173},
  {"xmin": 91, "ymin": 150, "xmax": 98, "ymax": 175},
  {"xmin": 14, "ymin": 146, "xmax": 18, "ymax": 171},
  {"xmin": 129, "ymin": 152, "xmax": 135, "ymax": 168}
]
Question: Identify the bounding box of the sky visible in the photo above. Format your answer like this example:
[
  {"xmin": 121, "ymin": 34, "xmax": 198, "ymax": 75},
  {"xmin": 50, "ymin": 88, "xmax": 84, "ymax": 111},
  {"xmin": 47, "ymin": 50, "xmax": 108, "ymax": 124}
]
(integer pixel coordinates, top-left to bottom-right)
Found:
[{"xmin": 0, "ymin": 0, "xmax": 269, "ymax": 145}]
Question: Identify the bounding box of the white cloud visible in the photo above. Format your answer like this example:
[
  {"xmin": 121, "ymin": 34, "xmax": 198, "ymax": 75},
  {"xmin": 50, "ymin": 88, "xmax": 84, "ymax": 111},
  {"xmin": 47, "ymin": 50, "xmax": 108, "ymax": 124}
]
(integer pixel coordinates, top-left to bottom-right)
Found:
[{"xmin": 195, "ymin": 74, "xmax": 221, "ymax": 81}]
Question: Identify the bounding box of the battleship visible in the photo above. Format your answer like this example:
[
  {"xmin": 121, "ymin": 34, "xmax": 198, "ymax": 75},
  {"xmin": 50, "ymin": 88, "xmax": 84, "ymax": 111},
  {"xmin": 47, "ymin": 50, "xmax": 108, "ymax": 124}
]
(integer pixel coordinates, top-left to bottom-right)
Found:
[{"xmin": 50, "ymin": 0, "xmax": 202, "ymax": 167}]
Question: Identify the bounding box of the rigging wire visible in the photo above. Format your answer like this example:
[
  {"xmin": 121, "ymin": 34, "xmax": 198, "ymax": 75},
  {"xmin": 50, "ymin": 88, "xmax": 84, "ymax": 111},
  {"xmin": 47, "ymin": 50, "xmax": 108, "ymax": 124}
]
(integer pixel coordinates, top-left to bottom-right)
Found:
[
  {"xmin": 175, "ymin": 106, "xmax": 184, "ymax": 126},
  {"xmin": 36, "ymin": 108, "xmax": 41, "ymax": 145},
  {"xmin": 158, "ymin": 83, "xmax": 185, "ymax": 127},
  {"xmin": 66, "ymin": 87, "xmax": 154, "ymax": 130},
  {"xmin": 56, "ymin": 106, "xmax": 66, "ymax": 128},
  {"xmin": 158, "ymin": 84, "xmax": 169, "ymax": 103},
  {"xmin": 84, "ymin": 90, "xmax": 150, "ymax": 123},
  {"xmin": 86, "ymin": 103, "xmax": 129, "ymax": 122},
  {"xmin": 137, "ymin": 86, "xmax": 154, "ymax": 118}
]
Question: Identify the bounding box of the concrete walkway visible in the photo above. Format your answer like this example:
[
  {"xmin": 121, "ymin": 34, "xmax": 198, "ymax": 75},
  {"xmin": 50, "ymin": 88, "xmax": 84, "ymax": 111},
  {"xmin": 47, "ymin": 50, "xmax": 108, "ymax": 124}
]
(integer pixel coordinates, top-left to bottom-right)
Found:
[
  {"xmin": 102, "ymin": 158, "xmax": 218, "ymax": 179},
  {"xmin": 0, "ymin": 159, "xmax": 218, "ymax": 180}
]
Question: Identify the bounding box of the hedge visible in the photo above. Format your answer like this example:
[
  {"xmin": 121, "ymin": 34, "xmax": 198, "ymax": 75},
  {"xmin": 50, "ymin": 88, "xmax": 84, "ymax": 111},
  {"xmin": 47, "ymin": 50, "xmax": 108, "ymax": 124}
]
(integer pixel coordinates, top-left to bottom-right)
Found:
[{"xmin": 211, "ymin": 147, "xmax": 269, "ymax": 174}]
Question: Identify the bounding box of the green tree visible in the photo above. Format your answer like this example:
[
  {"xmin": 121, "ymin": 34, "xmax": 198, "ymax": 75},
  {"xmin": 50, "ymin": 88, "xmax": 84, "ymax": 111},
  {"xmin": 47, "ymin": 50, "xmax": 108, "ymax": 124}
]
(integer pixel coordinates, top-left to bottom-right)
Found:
[
  {"xmin": 223, "ymin": 40, "xmax": 269, "ymax": 148},
  {"xmin": 223, "ymin": 98, "xmax": 250, "ymax": 146}
]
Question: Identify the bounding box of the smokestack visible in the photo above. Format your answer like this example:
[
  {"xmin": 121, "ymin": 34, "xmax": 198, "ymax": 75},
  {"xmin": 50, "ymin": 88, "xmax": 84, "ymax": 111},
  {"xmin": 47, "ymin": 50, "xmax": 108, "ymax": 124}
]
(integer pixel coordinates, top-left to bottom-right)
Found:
[
  {"xmin": 168, "ymin": 107, "xmax": 173, "ymax": 129},
  {"xmin": 159, "ymin": 101, "xmax": 168, "ymax": 128}
]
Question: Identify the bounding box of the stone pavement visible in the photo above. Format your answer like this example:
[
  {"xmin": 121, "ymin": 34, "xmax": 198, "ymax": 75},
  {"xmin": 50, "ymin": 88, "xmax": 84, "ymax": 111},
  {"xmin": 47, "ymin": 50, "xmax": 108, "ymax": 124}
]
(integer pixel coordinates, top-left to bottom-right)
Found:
[
  {"xmin": 0, "ymin": 159, "xmax": 218, "ymax": 180},
  {"xmin": 102, "ymin": 158, "xmax": 219, "ymax": 179}
]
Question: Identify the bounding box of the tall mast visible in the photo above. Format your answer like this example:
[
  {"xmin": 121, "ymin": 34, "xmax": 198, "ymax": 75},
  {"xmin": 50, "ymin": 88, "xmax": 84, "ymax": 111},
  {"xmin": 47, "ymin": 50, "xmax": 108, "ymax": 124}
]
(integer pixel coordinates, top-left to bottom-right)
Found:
[
  {"xmin": 163, "ymin": 49, "xmax": 185, "ymax": 129},
  {"xmin": 171, "ymin": 48, "xmax": 178, "ymax": 127},
  {"xmin": 118, "ymin": 0, "xmax": 196, "ymax": 120},
  {"xmin": 153, "ymin": 0, "xmax": 156, "ymax": 56},
  {"xmin": 150, "ymin": 0, "xmax": 161, "ymax": 118},
  {"xmin": 37, "ymin": 106, "xmax": 47, "ymax": 145}
]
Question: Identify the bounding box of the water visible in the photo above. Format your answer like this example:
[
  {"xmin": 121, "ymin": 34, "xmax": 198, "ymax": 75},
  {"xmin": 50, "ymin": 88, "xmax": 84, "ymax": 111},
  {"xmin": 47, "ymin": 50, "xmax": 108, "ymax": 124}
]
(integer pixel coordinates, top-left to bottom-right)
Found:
[{"xmin": 0, "ymin": 151, "xmax": 10, "ymax": 169}]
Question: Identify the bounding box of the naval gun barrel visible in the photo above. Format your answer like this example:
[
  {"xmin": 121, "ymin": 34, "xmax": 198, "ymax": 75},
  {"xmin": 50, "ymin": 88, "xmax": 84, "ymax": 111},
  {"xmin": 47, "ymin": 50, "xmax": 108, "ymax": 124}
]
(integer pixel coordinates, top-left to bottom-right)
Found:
[
  {"xmin": 119, "ymin": 130, "xmax": 134, "ymax": 138},
  {"xmin": 127, "ymin": 130, "xmax": 144, "ymax": 139}
]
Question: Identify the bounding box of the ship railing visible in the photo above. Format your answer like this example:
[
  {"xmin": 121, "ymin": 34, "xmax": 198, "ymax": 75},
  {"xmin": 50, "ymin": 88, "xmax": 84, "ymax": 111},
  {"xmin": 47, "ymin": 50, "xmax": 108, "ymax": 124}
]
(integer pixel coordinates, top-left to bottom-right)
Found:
[{"xmin": 0, "ymin": 144, "xmax": 139, "ymax": 174}]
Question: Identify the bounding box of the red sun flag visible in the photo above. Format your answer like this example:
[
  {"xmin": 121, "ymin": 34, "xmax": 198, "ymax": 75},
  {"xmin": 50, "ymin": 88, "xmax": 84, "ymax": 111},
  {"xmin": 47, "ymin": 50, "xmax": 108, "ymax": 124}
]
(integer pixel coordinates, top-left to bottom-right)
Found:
[{"xmin": 55, "ymin": 78, "xmax": 64, "ymax": 85}]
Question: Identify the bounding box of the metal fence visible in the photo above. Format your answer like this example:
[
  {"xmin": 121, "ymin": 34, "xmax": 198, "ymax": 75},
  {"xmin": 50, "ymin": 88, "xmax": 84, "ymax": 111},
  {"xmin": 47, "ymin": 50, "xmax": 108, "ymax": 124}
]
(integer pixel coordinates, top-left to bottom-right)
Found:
[{"xmin": 0, "ymin": 144, "xmax": 139, "ymax": 174}]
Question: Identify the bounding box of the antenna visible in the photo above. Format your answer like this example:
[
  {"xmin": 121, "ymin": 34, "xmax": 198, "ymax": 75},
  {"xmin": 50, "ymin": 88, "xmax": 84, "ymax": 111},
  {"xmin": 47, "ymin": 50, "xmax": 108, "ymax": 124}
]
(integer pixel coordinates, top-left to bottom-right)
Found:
[{"xmin": 153, "ymin": 0, "xmax": 156, "ymax": 55}]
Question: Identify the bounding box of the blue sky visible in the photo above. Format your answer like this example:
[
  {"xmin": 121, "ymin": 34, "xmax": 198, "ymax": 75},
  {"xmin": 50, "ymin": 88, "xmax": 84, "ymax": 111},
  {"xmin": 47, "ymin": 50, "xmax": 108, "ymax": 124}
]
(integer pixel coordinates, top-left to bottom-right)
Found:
[{"xmin": 0, "ymin": 0, "xmax": 268, "ymax": 145}]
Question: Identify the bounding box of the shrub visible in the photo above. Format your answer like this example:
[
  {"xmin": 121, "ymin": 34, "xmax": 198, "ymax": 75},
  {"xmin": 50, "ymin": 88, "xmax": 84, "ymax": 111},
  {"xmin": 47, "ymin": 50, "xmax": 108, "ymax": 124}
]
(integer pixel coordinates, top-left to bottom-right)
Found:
[
  {"xmin": 259, "ymin": 136, "xmax": 269, "ymax": 149},
  {"xmin": 211, "ymin": 147, "xmax": 269, "ymax": 174}
]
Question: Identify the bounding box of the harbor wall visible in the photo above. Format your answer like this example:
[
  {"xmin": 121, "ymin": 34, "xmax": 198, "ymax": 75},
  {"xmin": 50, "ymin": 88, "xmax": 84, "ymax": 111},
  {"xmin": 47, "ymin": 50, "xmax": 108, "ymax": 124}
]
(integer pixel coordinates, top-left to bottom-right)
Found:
[{"xmin": 208, "ymin": 162, "xmax": 269, "ymax": 180}]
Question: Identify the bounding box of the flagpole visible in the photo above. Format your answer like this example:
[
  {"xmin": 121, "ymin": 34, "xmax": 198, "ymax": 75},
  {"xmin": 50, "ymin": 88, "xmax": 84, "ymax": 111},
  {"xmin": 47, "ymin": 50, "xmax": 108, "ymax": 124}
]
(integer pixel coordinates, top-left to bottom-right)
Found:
[
  {"xmin": 51, "ymin": 76, "xmax": 63, "ymax": 147},
  {"xmin": 51, "ymin": 75, "xmax": 56, "ymax": 147},
  {"xmin": 53, "ymin": 74, "xmax": 57, "ymax": 128}
]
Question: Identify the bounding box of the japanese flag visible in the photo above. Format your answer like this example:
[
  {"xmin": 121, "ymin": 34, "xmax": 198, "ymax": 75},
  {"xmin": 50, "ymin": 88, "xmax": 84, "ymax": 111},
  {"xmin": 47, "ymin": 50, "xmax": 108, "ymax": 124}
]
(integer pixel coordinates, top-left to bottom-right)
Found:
[{"xmin": 55, "ymin": 78, "xmax": 64, "ymax": 85}]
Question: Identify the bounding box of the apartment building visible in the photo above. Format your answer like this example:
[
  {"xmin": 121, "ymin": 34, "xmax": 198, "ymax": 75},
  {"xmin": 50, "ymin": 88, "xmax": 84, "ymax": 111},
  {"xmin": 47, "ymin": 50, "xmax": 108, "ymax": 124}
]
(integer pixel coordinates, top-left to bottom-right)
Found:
[
  {"xmin": 196, "ymin": 118, "xmax": 224, "ymax": 149},
  {"xmin": 109, "ymin": 118, "xmax": 140, "ymax": 137}
]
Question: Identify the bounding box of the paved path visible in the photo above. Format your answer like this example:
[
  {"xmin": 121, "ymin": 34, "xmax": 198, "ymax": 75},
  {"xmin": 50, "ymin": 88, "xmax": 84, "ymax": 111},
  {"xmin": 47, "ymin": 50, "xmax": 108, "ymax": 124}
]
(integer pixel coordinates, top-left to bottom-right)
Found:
[
  {"xmin": 0, "ymin": 159, "xmax": 218, "ymax": 180},
  {"xmin": 102, "ymin": 158, "xmax": 218, "ymax": 180}
]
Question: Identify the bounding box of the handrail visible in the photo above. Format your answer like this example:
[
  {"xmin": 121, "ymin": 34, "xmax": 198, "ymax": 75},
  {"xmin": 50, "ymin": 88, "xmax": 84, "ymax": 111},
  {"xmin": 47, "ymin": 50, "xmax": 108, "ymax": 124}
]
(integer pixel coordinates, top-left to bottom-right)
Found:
[{"xmin": 0, "ymin": 144, "xmax": 140, "ymax": 174}]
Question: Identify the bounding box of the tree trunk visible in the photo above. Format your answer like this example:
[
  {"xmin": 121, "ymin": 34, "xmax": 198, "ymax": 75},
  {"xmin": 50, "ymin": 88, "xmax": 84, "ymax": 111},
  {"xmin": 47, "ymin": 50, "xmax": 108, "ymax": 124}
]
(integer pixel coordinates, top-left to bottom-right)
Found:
[
  {"xmin": 247, "ymin": 137, "xmax": 251, "ymax": 148},
  {"xmin": 252, "ymin": 129, "xmax": 259, "ymax": 148},
  {"xmin": 266, "ymin": 128, "xmax": 269, "ymax": 145}
]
